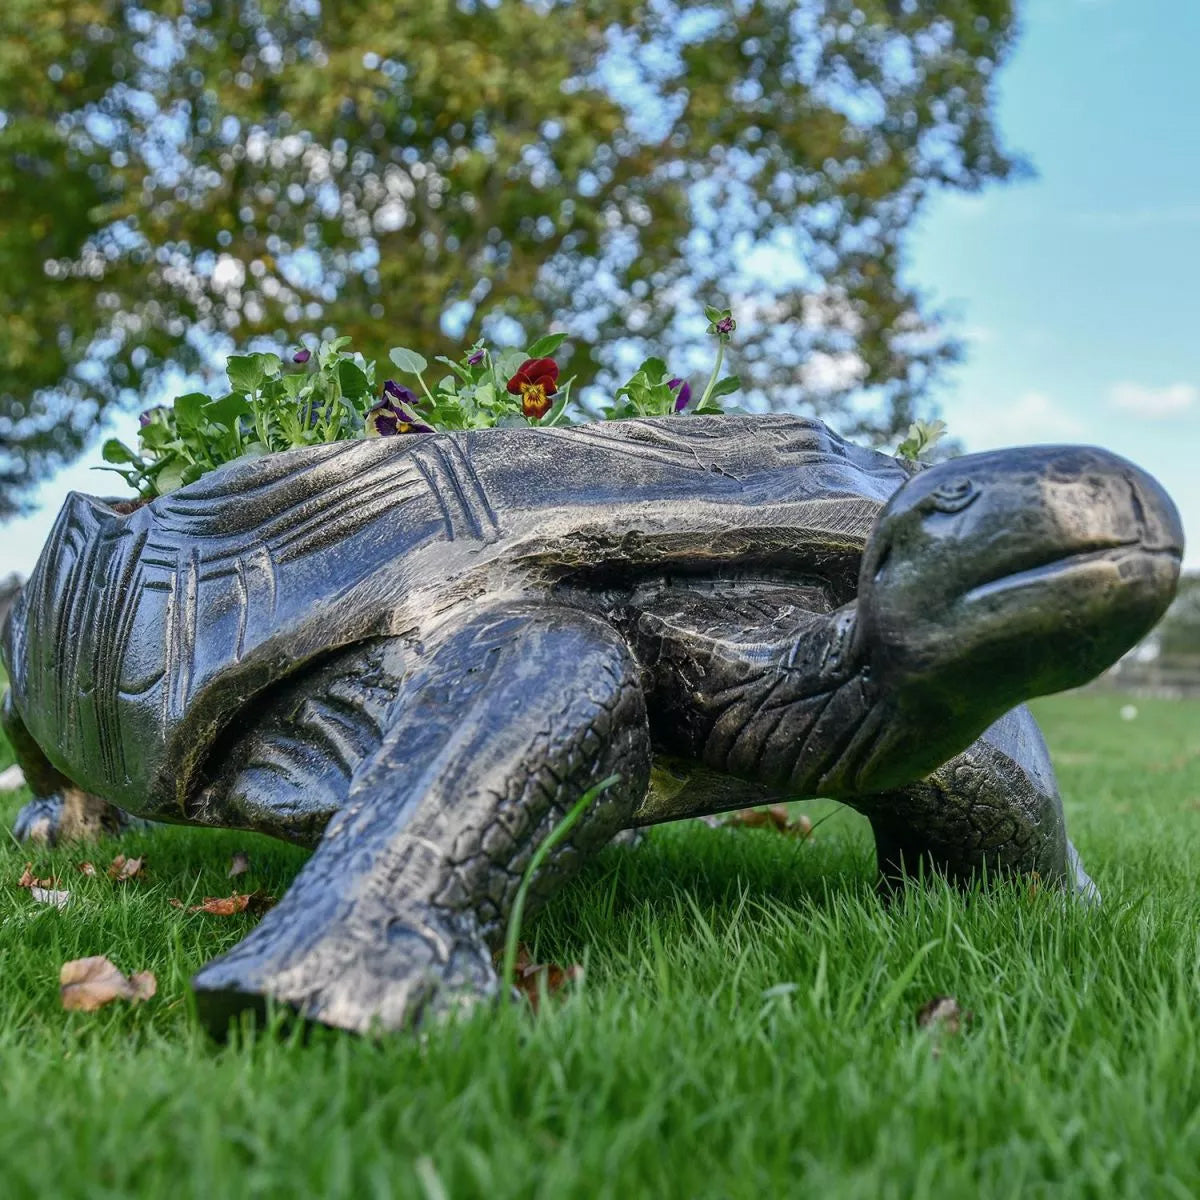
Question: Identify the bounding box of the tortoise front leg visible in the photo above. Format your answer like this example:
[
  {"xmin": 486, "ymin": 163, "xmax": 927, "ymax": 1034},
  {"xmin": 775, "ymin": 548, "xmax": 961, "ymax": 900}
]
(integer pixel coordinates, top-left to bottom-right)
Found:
[
  {"xmin": 851, "ymin": 704, "xmax": 1098, "ymax": 901},
  {"xmin": 192, "ymin": 604, "xmax": 651, "ymax": 1036},
  {"xmin": 2, "ymin": 689, "xmax": 134, "ymax": 844}
]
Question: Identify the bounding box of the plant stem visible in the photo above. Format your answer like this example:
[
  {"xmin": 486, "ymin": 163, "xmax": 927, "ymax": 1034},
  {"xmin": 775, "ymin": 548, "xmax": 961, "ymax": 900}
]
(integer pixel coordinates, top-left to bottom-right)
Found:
[
  {"xmin": 414, "ymin": 370, "xmax": 438, "ymax": 408},
  {"xmin": 698, "ymin": 341, "xmax": 726, "ymax": 410}
]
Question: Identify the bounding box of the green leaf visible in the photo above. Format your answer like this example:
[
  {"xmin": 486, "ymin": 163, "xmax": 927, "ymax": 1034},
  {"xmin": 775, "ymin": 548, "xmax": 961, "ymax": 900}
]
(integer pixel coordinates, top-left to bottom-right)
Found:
[
  {"xmin": 337, "ymin": 358, "xmax": 370, "ymax": 399},
  {"xmin": 102, "ymin": 439, "xmax": 137, "ymax": 464},
  {"xmin": 154, "ymin": 461, "xmax": 189, "ymax": 494},
  {"xmin": 703, "ymin": 304, "xmax": 726, "ymax": 323},
  {"xmin": 709, "ymin": 374, "xmax": 742, "ymax": 399},
  {"xmin": 638, "ymin": 357, "xmax": 668, "ymax": 382},
  {"xmin": 226, "ymin": 355, "xmax": 266, "ymax": 393},
  {"xmin": 526, "ymin": 332, "xmax": 566, "ymax": 358},
  {"xmin": 435, "ymin": 355, "xmax": 472, "ymax": 383},
  {"xmin": 389, "ymin": 347, "xmax": 428, "ymax": 375},
  {"xmin": 203, "ymin": 392, "xmax": 252, "ymax": 430},
  {"xmin": 139, "ymin": 422, "xmax": 173, "ymax": 450},
  {"xmin": 280, "ymin": 374, "xmax": 306, "ymax": 400},
  {"xmin": 542, "ymin": 379, "xmax": 573, "ymax": 426},
  {"xmin": 495, "ymin": 350, "xmax": 526, "ymax": 379},
  {"xmin": 173, "ymin": 392, "xmax": 208, "ymax": 428}
]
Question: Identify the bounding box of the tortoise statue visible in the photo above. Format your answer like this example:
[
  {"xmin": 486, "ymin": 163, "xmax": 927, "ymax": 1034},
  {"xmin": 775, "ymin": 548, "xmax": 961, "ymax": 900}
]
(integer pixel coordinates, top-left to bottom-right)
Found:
[{"xmin": 0, "ymin": 414, "xmax": 1183, "ymax": 1034}]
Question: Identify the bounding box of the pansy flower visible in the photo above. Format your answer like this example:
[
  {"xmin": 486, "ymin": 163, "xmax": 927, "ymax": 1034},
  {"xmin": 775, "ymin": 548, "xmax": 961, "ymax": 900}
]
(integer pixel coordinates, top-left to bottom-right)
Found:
[
  {"xmin": 467, "ymin": 346, "xmax": 486, "ymax": 366},
  {"xmin": 292, "ymin": 347, "xmax": 311, "ymax": 364},
  {"xmin": 506, "ymin": 357, "xmax": 559, "ymax": 420},
  {"xmin": 367, "ymin": 382, "xmax": 433, "ymax": 437},
  {"xmin": 667, "ymin": 377, "xmax": 692, "ymax": 412},
  {"xmin": 366, "ymin": 398, "xmax": 434, "ymax": 437},
  {"xmin": 383, "ymin": 379, "xmax": 423, "ymax": 409}
]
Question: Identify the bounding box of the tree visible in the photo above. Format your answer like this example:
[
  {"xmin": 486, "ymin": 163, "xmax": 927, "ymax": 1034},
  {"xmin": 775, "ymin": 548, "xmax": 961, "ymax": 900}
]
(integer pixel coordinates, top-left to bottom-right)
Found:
[
  {"xmin": 0, "ymin": 0, "xmax": 1023, "ymax": 517},
  {"xmin": 1157, "ymin": 573, "xmax": 1200, "ymax": 661}
]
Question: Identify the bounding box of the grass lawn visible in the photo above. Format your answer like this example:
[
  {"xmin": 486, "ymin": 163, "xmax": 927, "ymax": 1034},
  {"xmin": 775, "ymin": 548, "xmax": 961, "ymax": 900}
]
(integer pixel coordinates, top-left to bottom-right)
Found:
[{"xmin": 1, "ymin": 690, "xmax": 1198, "ymax": 1199}]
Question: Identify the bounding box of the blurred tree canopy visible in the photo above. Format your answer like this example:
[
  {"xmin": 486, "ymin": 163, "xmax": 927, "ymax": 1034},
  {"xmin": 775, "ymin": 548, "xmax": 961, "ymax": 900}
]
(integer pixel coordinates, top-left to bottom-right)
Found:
[
  {"xmin": 0, "ymin": 0, "xmax": 1021, "ymax": 516},
  {"xmin": 1157, "ymin": 574, "xmax": 1200, "ymax": 661}
]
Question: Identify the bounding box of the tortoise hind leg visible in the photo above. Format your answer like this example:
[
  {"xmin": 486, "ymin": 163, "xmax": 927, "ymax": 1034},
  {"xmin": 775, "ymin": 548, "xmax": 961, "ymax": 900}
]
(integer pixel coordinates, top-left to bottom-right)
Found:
[
  {"xmin": 192, "ymin": 603, "xmax": 651, "ymax": 1036},
  {"xmin": 852, "ymin": 705, "xmax": 1098, "ymax": 902},
  {"xmin": 2, "ymin": 689, "xmax": 136, "ymax": 843}
]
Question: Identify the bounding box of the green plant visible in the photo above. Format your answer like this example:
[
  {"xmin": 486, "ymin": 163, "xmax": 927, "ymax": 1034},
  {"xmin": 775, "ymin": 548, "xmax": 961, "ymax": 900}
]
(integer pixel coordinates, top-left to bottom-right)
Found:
[
  {"xmin": 102, "ymin": 311, "xmax": 740, "ymax": 500},
  {"xmin": 500, "ymin": 774, "xmax": 621, "ymax": 1003},
  {"xmin": 895, "ymin": 418, "xmax": 949, "ymax": 462}
]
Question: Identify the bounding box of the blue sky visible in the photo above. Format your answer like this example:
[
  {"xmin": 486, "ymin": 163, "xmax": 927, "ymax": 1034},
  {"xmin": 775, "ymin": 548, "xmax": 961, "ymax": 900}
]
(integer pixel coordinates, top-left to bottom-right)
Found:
[
  {"xmin": 909, "ymin": 0, "xmax": 1199, "ymax": 567},
  {"xmin": 3, "ymin": 0, "xmax": 1197, "ymax": 576}
]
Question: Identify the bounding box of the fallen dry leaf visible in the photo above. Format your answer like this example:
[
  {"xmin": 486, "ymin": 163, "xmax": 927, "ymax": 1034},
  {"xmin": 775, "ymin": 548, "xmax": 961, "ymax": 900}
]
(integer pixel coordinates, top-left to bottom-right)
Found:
[
  {"xmin": 188, "ymin": 891, "xmax": 274, "ymax": 916},
  {"xmin": 30, "ymin": 886, "xmax": 71, "ymax": 910},
  {"xmin": 108, "ymin": 854, "xmax": 145, "ymax": 882},
  {"xmin": 168, "ymin": 897, "xmax": 184, "ymax": 909},
  {"xmin": 18, "ymin": 863, "xmax": 59, "ymax": 890},
  {"xmin": 77, "ymin": 861, "xmax": 97, "ymax": 877},
  {"xmin": 725, "ymin": 805, "xmax": 814, "ymax": 839},
  {"xmin": 127, "ymin": 971, "xmax": 157, "ymax": 1001},
  {"xmin": 497, "ymin": 943, "xmax": 584, "ymax": 1012},
  {"xmin": 917, "ymin": 994, "xmax": 970, "ymax": 1036},
  {"xmin": 59, "ymin": 956, "xmax": 157, "ymax": 1012},
  {"xmin": 227, "ymin": 851, "xmax": 251, "ymax": 879}
]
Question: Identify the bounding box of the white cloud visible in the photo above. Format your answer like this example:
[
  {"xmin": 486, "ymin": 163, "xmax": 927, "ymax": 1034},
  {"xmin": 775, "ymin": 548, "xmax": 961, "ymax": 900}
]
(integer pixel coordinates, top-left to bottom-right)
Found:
[
  {"xmin": 946, "ymin": 391, "xmax": 1086, "ymax": 452},
  {"xmin": 1108, "ymin": 381, "xmax": 1197, "ymax": 419}
]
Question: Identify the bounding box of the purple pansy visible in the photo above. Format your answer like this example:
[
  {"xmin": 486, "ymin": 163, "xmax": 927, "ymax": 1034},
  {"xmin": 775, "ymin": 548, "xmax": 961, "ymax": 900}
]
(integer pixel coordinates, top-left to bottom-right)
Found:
[
  {"xmin": 139, "ymin": 406, "xmax": 165, "ymax": 428},
  {"xmin": 383, "ymin": 379, "xmax": 423, "ymax": 408},
  {"xmin": 292, "ymin": 347, "xmax": 312, "ymax": 364},
  {"xmin": 668, "ymin": 377, "xmax": 692, "ymax": 412},
  {"xmin": 367, "ymin": 393, "xmax": 434, "ymax": 437},
  {"xmin": 467, "ymin": 347, "xmax": 485, "ymax": 366},
  {"xmin": 715, "ymin": 315, "xmax": 735, "ymax": 336}
]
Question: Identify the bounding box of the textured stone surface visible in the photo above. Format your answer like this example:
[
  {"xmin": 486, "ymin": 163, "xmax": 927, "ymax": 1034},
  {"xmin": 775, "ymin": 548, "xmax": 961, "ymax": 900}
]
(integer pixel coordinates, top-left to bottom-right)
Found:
[{"xmin": 0, "ymin": 414, "xmax": 1183, "ymax": 1032}]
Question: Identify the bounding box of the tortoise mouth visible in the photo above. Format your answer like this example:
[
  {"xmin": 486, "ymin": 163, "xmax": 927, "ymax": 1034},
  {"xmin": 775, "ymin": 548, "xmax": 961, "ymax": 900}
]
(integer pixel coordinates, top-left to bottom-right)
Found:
[{"xmin": 961, "ymin": 541, "xmax": 1181, "ymax": 608}]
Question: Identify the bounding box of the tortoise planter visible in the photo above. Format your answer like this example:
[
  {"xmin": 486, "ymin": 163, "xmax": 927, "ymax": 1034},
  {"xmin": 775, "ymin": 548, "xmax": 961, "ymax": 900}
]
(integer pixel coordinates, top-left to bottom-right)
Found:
[{"xmin": 0, "ymin": 414, "xmax": 1183, "ymax": 1033}]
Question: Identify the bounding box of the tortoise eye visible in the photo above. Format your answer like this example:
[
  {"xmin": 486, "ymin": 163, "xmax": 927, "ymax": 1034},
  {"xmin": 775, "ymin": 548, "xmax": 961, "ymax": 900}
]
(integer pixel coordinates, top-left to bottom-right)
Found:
[{"xmin": 929, "ymin": 478, "xmax": 978, "ymax": 513}]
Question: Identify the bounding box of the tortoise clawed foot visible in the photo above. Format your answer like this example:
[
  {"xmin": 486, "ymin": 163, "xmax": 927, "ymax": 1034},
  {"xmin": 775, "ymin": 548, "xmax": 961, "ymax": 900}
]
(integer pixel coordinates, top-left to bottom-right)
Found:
[
  {"xmin": 13, "ymin": 795, "xmax": 66, "ymax": 845},
  {"xmin": 1066, "ymin": 839, "xmax": 1101, "ymax": 906},
  {"xmin": 12, "ymin": 788, "xmax": 137, "ymax": 845},
  {"xmin": 192, "ymin": 905, "xmax": 499, "ymax": 1037}
]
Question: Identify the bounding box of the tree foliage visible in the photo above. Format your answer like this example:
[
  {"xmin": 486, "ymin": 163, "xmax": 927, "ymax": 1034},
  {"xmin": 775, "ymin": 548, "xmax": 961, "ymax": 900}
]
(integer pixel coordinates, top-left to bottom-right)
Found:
[
  {"xmin": 0, "ymin": 0, "xmax": 1021, "ymax": 516},
  {"xmin": 1157, "ymin": 574, "xmax": 1200, "ymax": 661}
]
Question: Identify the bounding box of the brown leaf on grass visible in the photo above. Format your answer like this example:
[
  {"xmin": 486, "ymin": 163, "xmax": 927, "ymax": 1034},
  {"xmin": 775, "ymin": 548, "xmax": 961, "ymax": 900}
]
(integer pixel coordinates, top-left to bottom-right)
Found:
[
  {"xmin": 108, "ymin": 854, "xmax": 145, "ymax": 881},
  {"xmin": 59, "ymin": 956, "xmax": 157, "ymax": 1012},
  {"xmin": 128, "ymin": 971, "xmax": 157, "ymax": 1001},
  {"xmin": 497, "ymin": 943, "xmax": 584, "ymax": 1013},
  {"xmin": 188, "ymin": 891, "xmax": 274, "ymax": 916},
  {"xmin": 77, "ymin": 861, "xmax": 97, "ymax": 877},
  {"xmin": 917, "ymin": 995, "xmax": 970, "ymax": 1036},
  {"xmin": 30, "ymin": 886, "xmax": 71, "ymax": 909},
  {"xmin": 168, "ymin": 897, "xmax": 184, "ymax": 909},
  {"xmin": 227, "ymin": 851, "xmax": 251, "ymax": 879},
  {"xmin": 17, "ymin": 863, "xmax": 59, "ymax": 889},
  {"xmin": 724, "ymin": 805, "xmax": 814, "ymax": 839}
]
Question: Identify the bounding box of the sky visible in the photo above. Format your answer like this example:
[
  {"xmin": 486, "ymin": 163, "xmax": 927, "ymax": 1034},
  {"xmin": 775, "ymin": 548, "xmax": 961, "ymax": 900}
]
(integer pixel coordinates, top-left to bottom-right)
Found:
[
  {"xmin": 908, "ymin": 0, "xmax": 1200, "ymax": 568},
  {"xmin": 3, "ymin": 0, "xmax": 1198, "ymax": 577}
]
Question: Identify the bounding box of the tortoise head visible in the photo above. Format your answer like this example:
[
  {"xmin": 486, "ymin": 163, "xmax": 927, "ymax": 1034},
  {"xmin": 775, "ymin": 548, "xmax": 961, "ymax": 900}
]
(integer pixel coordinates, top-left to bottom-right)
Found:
[{"xmin": 858, "ymin": 444, "xmax": 1183, "ymax": 711}]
